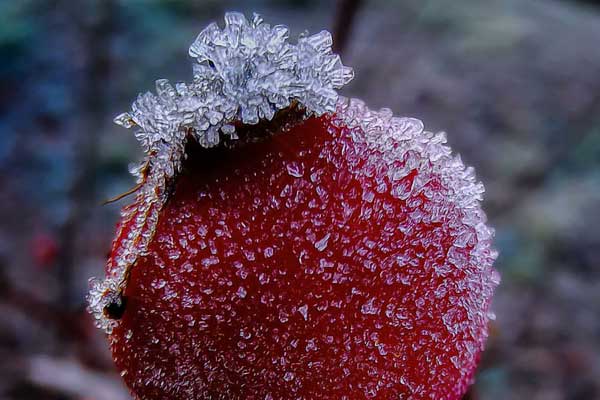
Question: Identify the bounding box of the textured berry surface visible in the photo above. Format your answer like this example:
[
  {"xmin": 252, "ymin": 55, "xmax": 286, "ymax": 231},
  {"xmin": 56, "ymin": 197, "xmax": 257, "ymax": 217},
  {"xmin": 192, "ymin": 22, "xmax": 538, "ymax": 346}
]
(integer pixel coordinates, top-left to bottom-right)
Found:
[{"xmin": 108, "ymin": 107, "xmax": 498, "ymax": 399}]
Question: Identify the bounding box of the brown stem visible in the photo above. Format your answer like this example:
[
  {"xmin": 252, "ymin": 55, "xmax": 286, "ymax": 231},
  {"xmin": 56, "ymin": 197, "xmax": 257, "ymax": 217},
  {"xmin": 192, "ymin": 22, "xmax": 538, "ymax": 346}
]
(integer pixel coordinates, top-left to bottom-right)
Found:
[{"xmin": 332, "ymin": 0, "xmax": 363, "ymax": 54}]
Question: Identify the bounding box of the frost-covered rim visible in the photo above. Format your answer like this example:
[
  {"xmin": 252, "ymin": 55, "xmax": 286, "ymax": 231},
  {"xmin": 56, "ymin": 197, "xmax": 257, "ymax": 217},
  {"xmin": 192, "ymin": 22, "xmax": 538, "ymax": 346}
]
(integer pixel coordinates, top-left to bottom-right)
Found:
[{"xmin": 87, "ymin": 12, "xmax": 354, "ymax": 333}]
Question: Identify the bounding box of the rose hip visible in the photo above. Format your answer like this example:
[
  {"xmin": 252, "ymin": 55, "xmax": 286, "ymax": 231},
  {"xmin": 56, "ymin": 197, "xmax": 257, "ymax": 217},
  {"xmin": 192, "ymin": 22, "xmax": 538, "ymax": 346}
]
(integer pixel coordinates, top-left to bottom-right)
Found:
[
  {"xmin": 108, "ymin": 105, "xmax": 498, "ymax": 399},
  {"xmin": 87, "ymin": 13, "xmax": 498, "ymax": 400}
]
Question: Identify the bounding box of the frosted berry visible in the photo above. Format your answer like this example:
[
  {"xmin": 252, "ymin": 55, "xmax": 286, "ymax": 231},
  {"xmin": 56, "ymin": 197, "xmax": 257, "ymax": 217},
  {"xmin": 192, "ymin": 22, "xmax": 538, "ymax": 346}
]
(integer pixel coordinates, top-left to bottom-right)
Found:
[{"xmin": 88, "ymin": 13, "xmax": 498, "ymax": 400}]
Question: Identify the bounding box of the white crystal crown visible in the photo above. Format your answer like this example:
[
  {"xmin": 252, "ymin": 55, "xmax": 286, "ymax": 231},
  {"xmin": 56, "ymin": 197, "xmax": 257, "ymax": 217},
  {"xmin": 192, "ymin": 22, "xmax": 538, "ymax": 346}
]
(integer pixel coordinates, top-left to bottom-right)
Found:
[{"xmin": 114, "ymin": 12, "xmax": 354, "ymax": 151}]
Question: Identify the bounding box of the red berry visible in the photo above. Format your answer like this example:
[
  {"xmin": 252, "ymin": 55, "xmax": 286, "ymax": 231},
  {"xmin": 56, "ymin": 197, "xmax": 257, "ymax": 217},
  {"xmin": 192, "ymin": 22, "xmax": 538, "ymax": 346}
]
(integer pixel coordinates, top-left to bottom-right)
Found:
[
  {"xmin": 106, "ymin": 101, "xmax": 498, "ymax": 399},
  {"xmin": 87, "ymin": 13, "xmax": 498, "ymax": 400}
]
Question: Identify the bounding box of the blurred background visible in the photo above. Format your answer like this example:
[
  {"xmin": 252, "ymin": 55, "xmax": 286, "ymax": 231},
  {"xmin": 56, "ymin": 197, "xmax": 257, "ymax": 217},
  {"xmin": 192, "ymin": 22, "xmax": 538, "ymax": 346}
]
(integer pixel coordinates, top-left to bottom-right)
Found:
[{"xmin": 1, "ymin": 0, "xmax": 599, "ymax": 399}]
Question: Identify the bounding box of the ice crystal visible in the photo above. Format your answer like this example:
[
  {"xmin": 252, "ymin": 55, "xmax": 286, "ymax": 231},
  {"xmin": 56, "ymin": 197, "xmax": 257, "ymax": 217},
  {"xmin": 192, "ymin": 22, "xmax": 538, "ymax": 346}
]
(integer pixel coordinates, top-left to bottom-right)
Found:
[
  {"xmin": 86, "ymin": 277, "xmax": 123, "ymax": 333},
  {"xmin": 116, "ymin": 11, "xmax": 353, "ymax": 154},
  {"xmin": 87, "ymin": 12, "xmax": 353, "ymax": 333}
]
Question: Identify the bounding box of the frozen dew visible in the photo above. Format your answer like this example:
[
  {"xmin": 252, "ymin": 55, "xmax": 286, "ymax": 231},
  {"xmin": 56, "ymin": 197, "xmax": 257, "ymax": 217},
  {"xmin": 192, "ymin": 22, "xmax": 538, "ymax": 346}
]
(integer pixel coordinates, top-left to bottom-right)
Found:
[
  {"xmin": 314, "ymin": 233, "xmax": 330, "ymax": 252},
  {"xmin": 258, "ymin": 273, "xmax": 270, "ymax": 285},
  {"xmin": 286, "ymin": 161, "xmax": 305, "ymax": 178},
  {"xmin": 151, "ymin": 279, "xmax": 167, "ymax": 289},
  {"xmin": 263, "ymin": 247, "xmax": 274, "ymax": 258},
  {"xmin": 201, "ymin": 256, "xmax": 220, "ymax": 267},
  {"xmin": 298, "ymin": 304, "xmax": 309, "ymax": 320},
  {"xmin": 305, "ymin": 338, "xmax": 318, "ymax": 352},
  {"xmin": 114, "ymin": 112, "xmax": 135, "ymax": 128},
  {"xmin": 283, "ymin": 372, "xmax": 295, "ymax": 382},
  {"xmin": 183, "ymin": 315, "xmax": 196, "ymax": 327},
  {"xmin": 279, "ymin": 310, "xmax": 289, "ymax": 323},
  {"xmin": 237, "ymin": 286, "xmax": 248, "ymax": 299},
  {"xmin": 361, "ymin": 298, "xmax": 380, "ymax": 315},
  {"xmin": 240, "ymin": 328, "xmax": 252, "ymax": 340}
]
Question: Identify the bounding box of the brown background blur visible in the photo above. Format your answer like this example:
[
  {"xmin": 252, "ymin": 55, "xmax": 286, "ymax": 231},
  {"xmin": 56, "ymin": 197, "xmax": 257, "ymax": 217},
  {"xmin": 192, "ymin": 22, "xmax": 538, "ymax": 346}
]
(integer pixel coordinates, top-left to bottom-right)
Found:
[{"xmin": 1, "ymin": 0, "xmax": 599, "ymax": 399}]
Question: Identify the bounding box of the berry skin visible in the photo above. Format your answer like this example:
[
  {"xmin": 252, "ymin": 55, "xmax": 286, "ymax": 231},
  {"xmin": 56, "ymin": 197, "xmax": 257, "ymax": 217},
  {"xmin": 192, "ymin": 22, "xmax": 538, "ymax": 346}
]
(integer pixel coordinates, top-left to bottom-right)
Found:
[{"xmin": 107, "ymin": 101, "xmax": 498, "ymax": 400}]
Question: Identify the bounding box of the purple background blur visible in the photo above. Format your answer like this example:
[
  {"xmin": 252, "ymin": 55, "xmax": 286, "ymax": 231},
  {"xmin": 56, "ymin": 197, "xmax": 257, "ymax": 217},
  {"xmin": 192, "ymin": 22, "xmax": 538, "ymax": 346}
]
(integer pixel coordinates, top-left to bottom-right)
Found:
[{"xmin": 1, "ymin": 0, "xmax": 600, "ymax": 399}]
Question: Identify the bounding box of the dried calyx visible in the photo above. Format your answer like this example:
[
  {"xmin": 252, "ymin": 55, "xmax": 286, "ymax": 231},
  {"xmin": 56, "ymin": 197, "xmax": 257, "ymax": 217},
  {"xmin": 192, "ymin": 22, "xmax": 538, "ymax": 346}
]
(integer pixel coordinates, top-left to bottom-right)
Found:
[{"xmin": 87, "ymin": 12, "xmax": 354, "ymax": 333}]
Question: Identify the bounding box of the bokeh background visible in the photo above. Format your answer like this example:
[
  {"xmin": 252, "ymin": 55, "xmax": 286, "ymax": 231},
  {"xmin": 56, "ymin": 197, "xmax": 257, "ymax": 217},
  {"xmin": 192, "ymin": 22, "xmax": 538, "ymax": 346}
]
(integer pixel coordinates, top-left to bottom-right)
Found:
[{"xmin": 1, "ymin": 0, "xmax": 600, "ymax": 399}]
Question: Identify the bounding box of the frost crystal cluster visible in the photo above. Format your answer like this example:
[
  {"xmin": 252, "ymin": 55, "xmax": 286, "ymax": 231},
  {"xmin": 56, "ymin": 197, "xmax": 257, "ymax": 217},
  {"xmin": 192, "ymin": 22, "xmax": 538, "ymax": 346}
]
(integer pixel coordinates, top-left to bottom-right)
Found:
[
  {"xmin": 87, "ymin": 12, "xmax": 354, "ymax": 333},
  {"xmin": 115, "ymin": 12, "xmax": 353, "ymax": 151}
]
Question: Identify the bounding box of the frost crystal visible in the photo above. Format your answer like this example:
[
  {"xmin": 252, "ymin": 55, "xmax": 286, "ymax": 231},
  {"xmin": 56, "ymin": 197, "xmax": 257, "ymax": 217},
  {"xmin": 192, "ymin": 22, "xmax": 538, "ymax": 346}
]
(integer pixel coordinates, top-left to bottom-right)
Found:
[
  {"xmin": 86, "ymin": 277, "xmax": 123, "ymax": 333},
  {"xmin": 116, "ymin": 12, "xmax": 353, "ymax": 153},
  {"xmin": 87, "ymin": 12, "xmax": 353, "ymax": 333}
]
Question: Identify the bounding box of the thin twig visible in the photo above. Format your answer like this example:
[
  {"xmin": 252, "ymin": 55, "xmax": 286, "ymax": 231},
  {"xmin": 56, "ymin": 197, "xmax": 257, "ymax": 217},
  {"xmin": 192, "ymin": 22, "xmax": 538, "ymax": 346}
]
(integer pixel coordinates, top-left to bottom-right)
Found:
[{"xmin": 332, "ymin": 0, "xmax": 363, "ymax": 54}]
